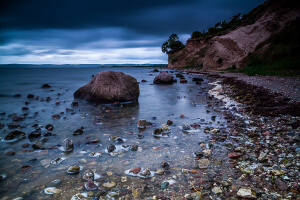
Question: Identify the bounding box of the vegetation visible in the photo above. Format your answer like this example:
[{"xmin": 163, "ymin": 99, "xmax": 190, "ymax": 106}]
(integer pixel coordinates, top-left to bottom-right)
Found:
[
  {"xmin": 190, "ymin": 0, "xmax": 299, "ymax": 40},
  {"xmin": 161, "ymin": 34, "xmax": 185, "ymax": 54},
  {"xmin": 240, "ymin": 18, "xmax": 300, "ymax": 76}
]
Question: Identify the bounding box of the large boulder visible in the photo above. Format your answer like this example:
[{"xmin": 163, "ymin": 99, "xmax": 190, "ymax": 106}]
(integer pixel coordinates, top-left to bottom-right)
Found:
[
  {"xmin": 74, "ymin": 71, "xmax": 139, "ymax": 103},
  {"xmin": 153, "ymin": 72, "xmax": 174, "ymax": 84}
]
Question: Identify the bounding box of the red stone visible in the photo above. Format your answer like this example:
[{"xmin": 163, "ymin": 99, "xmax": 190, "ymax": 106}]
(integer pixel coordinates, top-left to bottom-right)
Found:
[
  {"xmin": 262, "ymin": 131, "xmax": 270, "ymax": 135},
  {"xmin": 21, "ymin": 165, "xmax": 32, "ymax": 172},
  {"xmin": 36, "ymin": 150, "xmax": 48, "ymax": 156},
  {"xmin": 129, "ymin": 167, "xmax": 141, "ymax": 174},
  {"xmin": 228, "ymin": 152, "xmax": 240, "ymax": 158}
]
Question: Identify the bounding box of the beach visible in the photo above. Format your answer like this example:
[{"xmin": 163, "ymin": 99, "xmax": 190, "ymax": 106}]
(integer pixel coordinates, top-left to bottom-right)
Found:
[{"xmin": 0, "ymin": 65, "xmax": 299, "ymax": 200}]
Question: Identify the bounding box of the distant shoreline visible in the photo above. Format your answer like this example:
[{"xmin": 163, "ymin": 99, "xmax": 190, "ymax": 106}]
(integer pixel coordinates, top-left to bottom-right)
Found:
[{"xmin": 0, "ymin": 64, "xmax": 167, "ymax": 68}]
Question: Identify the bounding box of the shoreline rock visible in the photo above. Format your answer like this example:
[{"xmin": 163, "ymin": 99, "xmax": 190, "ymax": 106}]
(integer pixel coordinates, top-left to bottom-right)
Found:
[{"xmin": 74, "ymin": 71, "xmax": 139, "ymax": 103}]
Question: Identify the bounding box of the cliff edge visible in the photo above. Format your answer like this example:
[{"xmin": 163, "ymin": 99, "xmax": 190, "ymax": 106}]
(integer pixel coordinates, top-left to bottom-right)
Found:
[{"xmin": 167, "ymin": 0, "xmax": 300, "ymax": 70}]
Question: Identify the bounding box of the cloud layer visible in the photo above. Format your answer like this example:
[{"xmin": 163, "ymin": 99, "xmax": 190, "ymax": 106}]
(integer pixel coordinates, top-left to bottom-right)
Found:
[{"xmin": 0, "ymin": 0, "xmax": 264, "ymax": 64}]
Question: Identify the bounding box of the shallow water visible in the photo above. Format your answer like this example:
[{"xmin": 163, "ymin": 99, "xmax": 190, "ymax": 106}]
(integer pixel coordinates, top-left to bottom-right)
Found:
[{"xmin": 0, "ymin": 66, "xmax": 229, "ymax": 199}]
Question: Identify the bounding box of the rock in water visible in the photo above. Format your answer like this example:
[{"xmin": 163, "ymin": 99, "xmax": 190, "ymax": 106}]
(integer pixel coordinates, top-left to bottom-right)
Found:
[
  {"xmin": 67, "ymin": 165, "xmax": 81, "ymax": 174},
  {"xmin": 85, "ymin": 179, "xmax": 98, "ymax": 190},
  {"xmin": 4, "ymin": 130, "xmax": 26, "ymax": 141},
  {"xmin": 137, "ymin": 119, "xmax": 147, "ymax": 128},
  {"xmin": 74, "ymin": 71, "xmax": 139, "ymax": 103},
  {"xmin": 32, "ymin": 140, "xmax": 44, "ymax": 149},
  {"xmin": 61, "ymin": 138, "xmax": 74, "ymax": 152},
  {"xmin": 41, "ymin": 84, "xmax": 51, "ymax": 88},
  {"xmin": 107, "ymin": 144, "xmax": 116, "ymax": 153},
  {"xmin": 129, "ymin": 167, "xmax": 141, "ymax": 174},
  {"xmin": 83, "ymin": 170, "xmax": 94, "ymax": 180},
  {"xmin": 153, "ymin": 72, "xmax": 174, "ymax": 84}
]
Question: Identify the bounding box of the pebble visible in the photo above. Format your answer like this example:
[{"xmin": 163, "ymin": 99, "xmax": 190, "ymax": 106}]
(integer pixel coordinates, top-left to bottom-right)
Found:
[
  {"xmin": 161, "ymin": 182, "xmax": 169, "ymax": 189},
  {"xmin": 228, "ymin": 152, "xmax": 239, "ymax": 158},
  {"xmin": 4, "ymin": 149, "xmax": 15, "ymax": 156},
  {"xmin": 212, "ymin": 187, "xmax": 222, "ymax": 194},
  {"xmin": 102, "ymin": 181, "xmax": 116, "ymax": 188},
  {"xmin": 237, "ymin": 187, "xmax": 257, "ymax": 199},
  {"xmin": 79, "ymin": 158, "xmax": 87, "ymax": 163},
  {"xmin": 121, "ymin": 176, "xmax": 127, "ymax": 182}
]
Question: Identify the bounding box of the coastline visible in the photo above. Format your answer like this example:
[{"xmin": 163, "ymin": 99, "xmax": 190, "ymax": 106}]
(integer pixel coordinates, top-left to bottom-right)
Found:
[
  {"xmin": 0, "ymin": 66, "xmax": 299, "ymax": 199},
  {"xmin": 182, "ymin": 69, "xmax": 300, "ymax": 199}
]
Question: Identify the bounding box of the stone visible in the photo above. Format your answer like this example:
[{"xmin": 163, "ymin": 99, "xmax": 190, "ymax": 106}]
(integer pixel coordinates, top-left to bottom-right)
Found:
[
  {"xmin": 137, "ymin": 119, "xmax": 147, "ymax": 128},
  {"xmin": 7, "ymin": 122, "xmax": 21, "ymax": 129},
  {"xmin": 153, "ymin": 72, "xmax": 174, "ymax": 84},
  {"xmin": 258, "ymin": 151, "xmax": 268, "ymax": 162},
  {"xmin": 295, "ymin": 148, "xmax": 300, "ymax": 154},
  {"xmin": 202, "ymin": 149, "xmax": 212, "ymax": 157},
  {"xmin": 212, "ymin": 187, "xmax": 222, "ymax": 194},
  {"xmin": 107, "ymin": 144, "xmax": 116, "ymax": 153},
  {"xmin": 71, "ymin": 101, "xmax": 79, "ymax": 106},
  {"xmin": 79, "ymin": 158, "xmax": 87, "ymax": 163},
  {"xmin": 228, "ymin": 152, "xmax": 240, "ymax": 158},
  {"xmin": 46, "ymin": 179, "xmax": 62, "ymax": 187},
  {"xmin": 130, "ymin": 145, "xmax": 138, "ymax": 151},
  {"xmin": 121, "ymin": 176, "xmax": 127, "ymax": 182},
  {"xmin": 270, "ymin": 170, "xmax": 286, "ymax": 176},
  {"xmin": 32, "ymin": 140, "xmax": 44, "ymax": 149},
  {"xmin": 102, "ymin": 181, "xmax": 116, "ymax": 188},
  {"xmin": 237, "ymin": 187, "xmax": 257, "ymax": 199},
  {"xmin": 67, "ymin": 165, "xmax": 81, "ymax": 174},
  {"xmin": 275, "ymin": 179, "xmax": 289, "ymax": 191},
  {"xmin": 182, "ymin": 124, "xmax": 191, "ymax": 130},
  {"xmin": 4, "ymin": 149, "xmax": 15, "ymax": 156},
  {"xmin": 4, "ymin": 130, "xmax": 26, "ymax": 140},
  {"xmin": 61, "ymin": 138, "xmax": 74, "ymax": 152},
  {"xmin": 22, "ymin": 143, "xmax": 30, "ymax": 148},
  {"xmin": 161, "ymin": 182, "xmax": 169, "ymax": 189},
  {"xmin": 161, "ymin": 162, "xmax": 169, "ymax": 169},
  {"xmin": 73, "ymin": 128, "xmax": 84, "ymax": 135},
  {"xmin": 166, "ymin": 120, "xmax": 173, "ymax": 125},
  {"xmin": 27, "ymin": 94, "xmax": 34, "ymax": 98},
  {"xmin": 28, "ymin": 131, "xmax": 41, "ymax": 139},
  {"xmin": 74, "ymin": 71, "xmax": 139, "ymax": 103},
  {"xmin": 192, "ymin": 77, "xmax": 204, "ymax": 82},
  {"xmin": 197, "ymin": 159, "xmax": 210, "ymax": 169},
  {"xmin": 41, "ymin": 84, "xmax": 51, "ymax": 88},
  {"xmin": 129, "ymin": 167, "xmax": 141, "ymax": 174},
  {"xmin": 85, "ymin": 179, "xmax": 98, "ymax": 191},
  {"xmin": 44, "ymin": 187, "xmax": 62, "ymax": 194},
  {"xmin": 45, "ymin": 124, "xmax": 54, "ymax": 131},
  {"xmin": 180, "ymin": 79, "xmax": 187, "ymax": 83}
]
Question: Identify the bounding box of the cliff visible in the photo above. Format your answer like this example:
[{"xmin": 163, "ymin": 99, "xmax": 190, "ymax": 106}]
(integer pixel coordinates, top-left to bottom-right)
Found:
[{"xmin": 167, "ymin": 0, "xmax": 300, "ymax": 70}]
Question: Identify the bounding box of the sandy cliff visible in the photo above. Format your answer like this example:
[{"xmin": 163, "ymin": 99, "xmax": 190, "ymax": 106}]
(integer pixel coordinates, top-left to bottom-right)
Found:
[{"xmin": 167, "ymin": 2, "xmax": 300, "ymax": 69}]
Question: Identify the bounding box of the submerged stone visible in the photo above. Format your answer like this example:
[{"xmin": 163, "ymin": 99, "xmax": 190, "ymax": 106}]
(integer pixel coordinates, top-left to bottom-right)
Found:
[
  {"xmin": 161, "ymin": 182, "xmax": 169, "ymax": 189},
  {"xmin": 4, "ymin": 130, "xmax": 26, "ymax": 141}
]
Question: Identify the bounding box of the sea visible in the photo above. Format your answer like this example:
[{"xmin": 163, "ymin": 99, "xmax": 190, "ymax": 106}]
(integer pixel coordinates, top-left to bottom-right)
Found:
[{"xmin": 0, "ymin": 64, "xmax": 230, "ymax": 199}]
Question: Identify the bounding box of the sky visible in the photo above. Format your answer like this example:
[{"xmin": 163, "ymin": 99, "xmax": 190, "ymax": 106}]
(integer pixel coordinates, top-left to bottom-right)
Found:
[{"xmin": 0, "ymin": 0, "xmax": 264, "ymax": 64}]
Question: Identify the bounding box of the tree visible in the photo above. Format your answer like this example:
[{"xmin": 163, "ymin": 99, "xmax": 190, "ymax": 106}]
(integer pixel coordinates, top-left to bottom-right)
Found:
[
  {"xmin": 161, "ymin": 34, "xmax": 185, "ymax": 54},
  {"xmin": 191, "ymin": 31, "xmax": 203, "ymax": 39}
]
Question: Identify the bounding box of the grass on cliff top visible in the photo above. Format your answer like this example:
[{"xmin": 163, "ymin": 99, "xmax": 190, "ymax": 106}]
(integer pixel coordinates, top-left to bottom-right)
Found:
[{"xmin": 233, "ymin": 18, "xmax": 300, "ymax": 77}]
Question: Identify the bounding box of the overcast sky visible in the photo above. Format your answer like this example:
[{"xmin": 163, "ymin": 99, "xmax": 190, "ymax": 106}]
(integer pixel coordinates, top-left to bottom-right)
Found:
[{"xmin": 0, "ymin": 0, "xmax": 264, "ymax": 64}]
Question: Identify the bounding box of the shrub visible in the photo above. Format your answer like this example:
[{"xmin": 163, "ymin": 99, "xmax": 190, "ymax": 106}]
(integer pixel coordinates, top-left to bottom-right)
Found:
[{"xmin": 161, "ymin": 34, "xmax": 185, "ymax": 54}]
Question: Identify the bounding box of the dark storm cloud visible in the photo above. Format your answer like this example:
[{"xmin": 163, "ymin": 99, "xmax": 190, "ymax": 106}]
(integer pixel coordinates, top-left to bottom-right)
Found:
[
  {"xmin": 0, "ymin": 0, "xmax": 264, "ymax": 63},
  {"xmin": 1, "ymin": 0, "xmax": 264, "ymax": 33}
]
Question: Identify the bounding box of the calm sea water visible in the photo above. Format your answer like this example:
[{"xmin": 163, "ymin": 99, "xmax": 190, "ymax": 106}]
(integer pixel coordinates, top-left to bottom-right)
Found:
[{"xmin": 0, "ymin": 65, "xmax": 228, "ymax": 199}]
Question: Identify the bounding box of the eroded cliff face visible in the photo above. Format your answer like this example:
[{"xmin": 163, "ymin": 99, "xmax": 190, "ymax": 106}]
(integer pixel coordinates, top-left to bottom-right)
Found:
[{"xmin": 168, "ymin": 8, "xmax": 300, "ymax": 69}]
